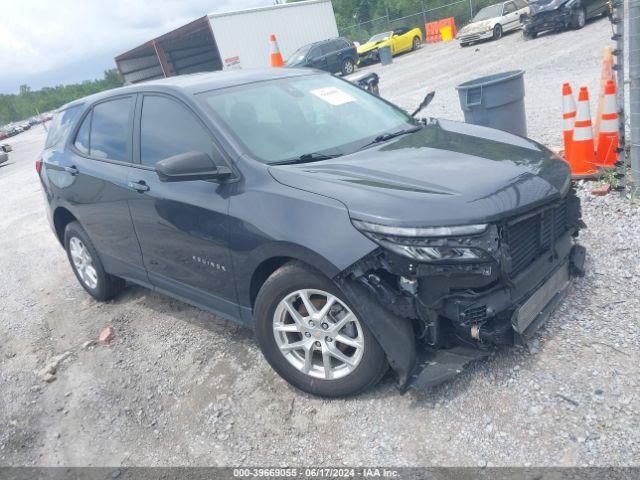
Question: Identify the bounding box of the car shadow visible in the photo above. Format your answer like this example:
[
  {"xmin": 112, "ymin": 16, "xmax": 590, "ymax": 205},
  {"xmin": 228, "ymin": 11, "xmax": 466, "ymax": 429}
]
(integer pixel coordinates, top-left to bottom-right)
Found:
[{"xmin": 111, "ymin": 282, "xmax": 253, "ymax": 341}]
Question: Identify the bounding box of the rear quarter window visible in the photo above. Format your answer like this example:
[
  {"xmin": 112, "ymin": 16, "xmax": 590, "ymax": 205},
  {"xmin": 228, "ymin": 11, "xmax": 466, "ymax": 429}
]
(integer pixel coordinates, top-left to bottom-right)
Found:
[{"xmin": 44, "ymin": 105, "xmax": 82, "ymax": 149}]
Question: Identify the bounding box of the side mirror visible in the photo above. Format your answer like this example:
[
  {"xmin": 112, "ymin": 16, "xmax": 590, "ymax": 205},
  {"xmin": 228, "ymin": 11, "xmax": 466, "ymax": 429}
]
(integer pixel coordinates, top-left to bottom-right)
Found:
[
  {"xmin": 155, "ymin": 151, "xmax": 231, "ymax": 182},
  {"xmin": 1, "ymin": 144, "xmax": 12, "ymax": 153}
]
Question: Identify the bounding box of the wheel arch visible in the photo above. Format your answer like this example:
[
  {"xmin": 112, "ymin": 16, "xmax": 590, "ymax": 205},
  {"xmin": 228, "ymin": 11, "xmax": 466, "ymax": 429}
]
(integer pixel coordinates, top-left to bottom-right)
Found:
[
  {"xmin": 53, "ymin": 206, "xmax": 78, "ymax": 245},
  {"xmin": 244, "ymin": 243, "xmax": 342, "ymax": 309}
]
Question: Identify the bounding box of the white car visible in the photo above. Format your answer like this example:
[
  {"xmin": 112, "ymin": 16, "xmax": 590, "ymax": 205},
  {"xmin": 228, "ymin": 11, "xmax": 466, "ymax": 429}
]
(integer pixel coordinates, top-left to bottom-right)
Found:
[{"xmin": 458, "ymin": 0, "xmax": 529, "ymax": 46}]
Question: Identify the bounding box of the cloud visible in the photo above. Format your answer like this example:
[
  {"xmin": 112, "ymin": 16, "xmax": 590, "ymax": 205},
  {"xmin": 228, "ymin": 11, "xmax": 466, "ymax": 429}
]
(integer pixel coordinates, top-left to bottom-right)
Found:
[{"xmin": 0, "ymin": 0, "xmax": 272, "ymax": 93}]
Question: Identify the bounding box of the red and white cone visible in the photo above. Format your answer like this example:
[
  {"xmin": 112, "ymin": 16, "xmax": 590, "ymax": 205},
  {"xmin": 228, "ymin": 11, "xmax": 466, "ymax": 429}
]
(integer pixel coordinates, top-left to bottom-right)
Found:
[
  {"xmin": 568, "ymin": 87, "xmax": 597, "ymax": 178},
  {"xmin": 595, "ymin": 80, "xmax": 619, "ymax": 168}
]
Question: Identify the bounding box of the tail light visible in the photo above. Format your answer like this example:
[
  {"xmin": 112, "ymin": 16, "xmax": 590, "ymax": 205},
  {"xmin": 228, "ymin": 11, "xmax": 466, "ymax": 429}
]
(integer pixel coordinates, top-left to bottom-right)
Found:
[{"xmin": 35, "ymin": 159, "xmax": 43, "ymax": 175}]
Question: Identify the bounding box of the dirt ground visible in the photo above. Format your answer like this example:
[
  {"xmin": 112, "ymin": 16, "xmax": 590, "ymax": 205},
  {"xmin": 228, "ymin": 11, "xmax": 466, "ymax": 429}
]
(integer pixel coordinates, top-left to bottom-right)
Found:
[{"xmin": 1, "ymin": 16, "xmax": 638, "ymax": 467}]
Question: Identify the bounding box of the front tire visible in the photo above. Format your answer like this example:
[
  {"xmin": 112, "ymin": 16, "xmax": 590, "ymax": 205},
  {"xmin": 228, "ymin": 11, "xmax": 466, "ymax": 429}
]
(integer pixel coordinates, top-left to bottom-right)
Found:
[
  {"xmin": 64, "ymin": 221, "xmax": 125, "ymax": 301},
  {"xmin": 493, "ymin": 24, "xmax": 503, "ymax": 40},
  {"xmin": 254, "ymin": 262, "xmax": 387, "ymax": 397},
  {"xmin": 412, "ymin": 36, "xmax": 421, "ymax": 51},
  {"xmin": 340, "ymin": 58, "xmax": 355, "ymax": 76},
  {"xmin": 573, "ymin": 7, "xmax": 586, "ymax": 28}
]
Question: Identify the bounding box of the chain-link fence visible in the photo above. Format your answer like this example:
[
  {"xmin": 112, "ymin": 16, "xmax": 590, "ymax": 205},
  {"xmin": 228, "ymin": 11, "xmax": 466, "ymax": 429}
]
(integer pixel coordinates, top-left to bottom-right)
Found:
[{"xmin": 339, "ymin": 0, "xmax": 501, "ymax": 44}]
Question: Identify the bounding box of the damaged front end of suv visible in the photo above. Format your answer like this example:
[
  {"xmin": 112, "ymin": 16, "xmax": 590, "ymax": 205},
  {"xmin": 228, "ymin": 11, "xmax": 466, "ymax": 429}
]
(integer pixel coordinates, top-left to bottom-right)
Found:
[
  {"xmin": 521, "ymin": 0, "xmax": 585, "ymax": 38},
  {"xmin": 337, "ymin": 193, "xmax": 585, "ymax": 390}
]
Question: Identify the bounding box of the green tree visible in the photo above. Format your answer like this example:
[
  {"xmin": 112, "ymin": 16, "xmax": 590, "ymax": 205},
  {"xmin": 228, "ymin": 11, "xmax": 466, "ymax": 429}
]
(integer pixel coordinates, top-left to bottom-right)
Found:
[{"xmin": 0, "ymin": 69, "xmax": 123, "ymax": 126}]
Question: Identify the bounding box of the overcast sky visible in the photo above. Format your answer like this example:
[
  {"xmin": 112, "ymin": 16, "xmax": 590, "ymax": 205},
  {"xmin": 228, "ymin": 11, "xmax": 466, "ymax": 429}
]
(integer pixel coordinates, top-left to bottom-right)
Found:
[{"xmin": 0, "ymin": 0, "xmax": 273, "ymax": 94}]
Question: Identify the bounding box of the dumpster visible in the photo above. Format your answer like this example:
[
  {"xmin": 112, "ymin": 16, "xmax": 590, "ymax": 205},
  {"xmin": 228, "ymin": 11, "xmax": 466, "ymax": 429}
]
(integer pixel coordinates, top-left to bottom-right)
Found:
[
  {"xmin": 456, "ymin": 70, "xmax": 527, "ymax": 136},
  {"xmin": 379, "ymin": 46, "xmax": 393, "ymax": 65}
]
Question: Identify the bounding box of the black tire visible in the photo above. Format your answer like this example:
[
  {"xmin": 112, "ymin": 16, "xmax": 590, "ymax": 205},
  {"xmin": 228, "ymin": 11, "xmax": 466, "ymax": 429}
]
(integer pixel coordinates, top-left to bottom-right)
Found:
[
  {"xmin": 573, "ymin": 7, "xmax": 586, "ymax": 29},
  {"xmin": 460, "ymin": 42, "xmax": 470, "ymax": 48},
  {"xmin": 493, "ymin": 24, "xmax": 503, "ymax": 40},
  {"xmin": 254, "ymin": 261, "xmax": 388, "ymax": 397},
  {"xmin": 340, "ymin": 57, "xmax": 355, "ymax": 76},
  {"xmin": 412, "ymin": 36, "xmax": 421, "ymax": 51},
  {"xmin": 64, "ymin": 221, "xmax": 125, "ymax": 301},
  {"xmin": 523, "ymin": 28, "xmax": 537, "ymax": 39}
]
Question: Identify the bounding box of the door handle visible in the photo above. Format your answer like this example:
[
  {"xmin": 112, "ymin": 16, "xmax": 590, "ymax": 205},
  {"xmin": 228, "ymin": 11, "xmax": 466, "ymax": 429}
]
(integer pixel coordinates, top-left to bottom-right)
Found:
[
  {"xmin": 63, "ymin": 165, "xmax": 79, "ymax": 176},
  {"xmin": 128, "ymin": 180, "xmax": 150, "ymax": 193}
]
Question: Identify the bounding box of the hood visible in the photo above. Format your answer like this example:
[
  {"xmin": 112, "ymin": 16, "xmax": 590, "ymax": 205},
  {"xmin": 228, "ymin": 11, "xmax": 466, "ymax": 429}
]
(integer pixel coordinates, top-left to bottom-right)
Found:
[
  {"xmin": 269, "ymin": 119, "xmax": 571, "ymax": 228},
  {"xmin": 528, "ymin": 0, "xmax": 568, "ymax": 14},
  {"xmin": 357, "ymin": 40, "xmax": 388, "ymax": 54},
  {"xmin": 460, "ymin": 19, "xmax": 494, "ymax": 33}
]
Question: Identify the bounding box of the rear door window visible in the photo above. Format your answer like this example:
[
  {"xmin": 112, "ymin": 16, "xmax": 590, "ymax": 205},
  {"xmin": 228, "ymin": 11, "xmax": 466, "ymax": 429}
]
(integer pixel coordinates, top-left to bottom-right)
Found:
[
  {"xmin": 89, "ymin": 97, "xmax": 134, "ymax": 161},
  {"xmin": 74, "ymin": 111, "xmax": 91, "ymax": 155},
  {"xmin": 139, "ymin": 95, "xmax": 220, "ymax": 167},
  {"xmin": 320, "ymin": 42, "xmax": 338, "ymax": 55}
]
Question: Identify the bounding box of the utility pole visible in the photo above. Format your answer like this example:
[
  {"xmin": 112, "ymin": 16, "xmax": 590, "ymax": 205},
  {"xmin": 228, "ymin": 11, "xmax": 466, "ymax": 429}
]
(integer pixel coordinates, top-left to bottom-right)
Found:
[
  {"xmin": 611, "ymin": 0, "xmax": 626, "ymax": 188},
  {"xmin": 629, "ymin": 0, "xmax": 640, "ymax": 188}
]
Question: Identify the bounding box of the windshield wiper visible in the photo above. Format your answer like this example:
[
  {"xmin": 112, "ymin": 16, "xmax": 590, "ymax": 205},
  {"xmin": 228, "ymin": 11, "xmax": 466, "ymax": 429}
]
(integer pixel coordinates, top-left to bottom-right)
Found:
[
  {"xmin": 270, "ymin": 152, "xmax": 343, "ymax": 165},
  {"xmin": 356, "ymin": 125, "xmax": 423, "ymax": 152}
]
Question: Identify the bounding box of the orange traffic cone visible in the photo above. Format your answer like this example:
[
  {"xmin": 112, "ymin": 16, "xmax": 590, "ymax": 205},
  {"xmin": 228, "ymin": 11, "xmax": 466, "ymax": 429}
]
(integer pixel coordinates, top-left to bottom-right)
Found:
[
  {"xmin": 568, "ymin": 87, "xmax": 597, "ymax": 177},
  {"xmin": 269, "ymin": 34, "xmax": 284, "ymax": 67},
  {"xmin": 562, "ymin": 83, "xmax": 577, "ymax": 161},
  {"xmin": 595, "ymin": 80, "xmax": 619, "ymax": 168},
  {"xmin": 594, "ymin": 46, "xmax": 615, "ymax": 144}
]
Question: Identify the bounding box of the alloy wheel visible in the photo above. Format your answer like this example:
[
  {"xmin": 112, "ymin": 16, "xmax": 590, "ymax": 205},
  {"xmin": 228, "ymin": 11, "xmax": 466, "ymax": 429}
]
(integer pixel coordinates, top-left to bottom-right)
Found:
[
  {"xmin": 343, "ymin": 59, "xmax": 354, "ymax": 74},
  {"xmin": 69, "ymin": 237, "xmax": 98, "ymax": 289},
  {"xmin": 272, "ymin": 289, "xmax": 364, "ymax": 380}
]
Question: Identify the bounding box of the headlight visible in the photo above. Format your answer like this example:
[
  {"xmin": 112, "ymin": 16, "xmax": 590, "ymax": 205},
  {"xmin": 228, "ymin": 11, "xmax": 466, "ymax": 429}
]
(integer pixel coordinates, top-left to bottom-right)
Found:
[
  {"xmin": 352, "ymin": 219, "xmax": 490, "ymax": 262},
  {"xmin": 351, "ymin": 220, "xmax": 487, "ymax": 237}
]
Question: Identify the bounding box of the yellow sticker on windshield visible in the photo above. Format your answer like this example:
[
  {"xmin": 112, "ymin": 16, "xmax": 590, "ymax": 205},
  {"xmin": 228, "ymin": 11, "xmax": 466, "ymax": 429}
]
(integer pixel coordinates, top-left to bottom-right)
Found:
[{"xmin": 311, "ymin": 87, "xmax": 356, "ymax": 106}]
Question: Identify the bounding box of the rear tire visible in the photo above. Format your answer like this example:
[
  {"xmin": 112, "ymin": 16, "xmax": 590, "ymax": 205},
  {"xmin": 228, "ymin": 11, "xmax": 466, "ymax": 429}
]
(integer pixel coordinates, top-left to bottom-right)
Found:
[
  {"xmin": 64, "ymin": 221, "xmax": 125, "ymax": 301},
  {"xmin": 523, "ymin": 28, "xmax": 537, "ymax": 39},
  {"xmin": 412, "ymin": 36, "xmax": 421, "ymax": 51},
  {"xmin": 340, "ymin": 58, "xmax": 355, "ymax": 76},
  {"xmin": 253, "ymin": 261, "xmax": 388, "ymax": 397}
]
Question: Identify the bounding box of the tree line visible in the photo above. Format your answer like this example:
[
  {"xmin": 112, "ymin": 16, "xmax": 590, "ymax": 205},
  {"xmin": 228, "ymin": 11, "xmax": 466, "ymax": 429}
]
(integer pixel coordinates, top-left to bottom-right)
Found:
[{"xmin": 0, "ymin": 69, "xmax": 122, "ymax": 126}]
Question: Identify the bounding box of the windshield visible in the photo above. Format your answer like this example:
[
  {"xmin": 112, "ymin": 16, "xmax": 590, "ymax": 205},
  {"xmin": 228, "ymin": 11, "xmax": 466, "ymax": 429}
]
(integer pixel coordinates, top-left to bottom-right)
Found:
[
  {"xmin": 198, "ymin": 74, "xmax": 414, "ymax": 164},
  {"xmin": 473, "ymin": 4, "xmax": 504, "ymax": 20},
  {"xmin": 285, "ymin": 44, "xmax": 312, "ymax": 66},
  {"xmin": 367, "ymin": 32, "xmax": 392, "ymax": 43}
]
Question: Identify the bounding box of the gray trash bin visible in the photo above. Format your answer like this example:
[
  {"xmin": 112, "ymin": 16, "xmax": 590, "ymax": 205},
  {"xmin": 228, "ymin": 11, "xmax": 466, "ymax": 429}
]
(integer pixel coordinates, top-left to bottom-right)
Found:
[
  {"xmin": 378, "ymin": 46, "xmax": 393, "ymax": 65},
  {"xmin": 456, "ymin": 70, "xmax": 527, "ymax": 137}
]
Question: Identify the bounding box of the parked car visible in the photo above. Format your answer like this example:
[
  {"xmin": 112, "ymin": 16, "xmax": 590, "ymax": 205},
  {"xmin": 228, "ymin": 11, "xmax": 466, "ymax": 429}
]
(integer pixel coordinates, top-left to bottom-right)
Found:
[
  {"xmin": 286, "ymin": 38, "xmax": 358, "ymax": 76},
  {"xmin": 0, "ymin": 131, "xmax": 8, "ymax": 141},
  {"xmin": 522, "ymin": 0, "xmax": 608, "ymax": 38},
  {"xmin": 0, "ymin": 144, "xmax": 11, "ymax": 165},
  {"xmin": 357, "ymin": 27, "xmax": 422, "ymax": 64},
  {"xmin": 459, "ymin": 0, "xmax": 529, "ymax": 46},
  {"xmin": 38, "ymin": 69, "xmax": 585, "ymax": 397}
]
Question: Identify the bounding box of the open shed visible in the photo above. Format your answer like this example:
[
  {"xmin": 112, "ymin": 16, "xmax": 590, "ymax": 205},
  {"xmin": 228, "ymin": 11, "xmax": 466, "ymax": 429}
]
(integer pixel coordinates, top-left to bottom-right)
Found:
[{"xmin": 115, "ymin": 0, "xmax": 338, "ymax": 85}]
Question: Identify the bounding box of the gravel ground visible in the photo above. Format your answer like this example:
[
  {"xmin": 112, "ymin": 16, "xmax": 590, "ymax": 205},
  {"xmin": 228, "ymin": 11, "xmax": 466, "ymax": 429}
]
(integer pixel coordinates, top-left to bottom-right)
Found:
[{"xmin": 1, "ymin": 16, "xmax": 639, "ymax": 467}]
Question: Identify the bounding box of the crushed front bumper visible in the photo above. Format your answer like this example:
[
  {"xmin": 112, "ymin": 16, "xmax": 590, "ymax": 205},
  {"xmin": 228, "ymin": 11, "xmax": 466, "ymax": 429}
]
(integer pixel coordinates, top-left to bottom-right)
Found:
[
  {"xmin": 406, "ymin": 242, "xmax": 584, "ymax": 391},
  {"xmin": 522, "ymin": 10, "xmax": 572, "ymax": 34},
  {"xmin": 458, "ymin": 30, "xmax": 493, "ymax": 43}
]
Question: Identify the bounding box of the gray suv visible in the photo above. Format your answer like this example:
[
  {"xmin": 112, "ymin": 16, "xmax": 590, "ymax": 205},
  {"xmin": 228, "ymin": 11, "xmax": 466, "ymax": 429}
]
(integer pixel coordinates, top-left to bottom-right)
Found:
[{"xmin": 38, "ymin": 69, "xmax": 585, "ymax": 397}]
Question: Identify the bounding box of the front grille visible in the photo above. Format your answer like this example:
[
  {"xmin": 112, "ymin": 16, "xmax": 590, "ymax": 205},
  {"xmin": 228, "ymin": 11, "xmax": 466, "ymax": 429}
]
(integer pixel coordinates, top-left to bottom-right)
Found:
[
  {"xmin": 505, "ymin": 196, "xmax": 573, "ymax": 276},
  {"xmin": 462, "ymin": 305, "xmax": 487, "ymax": 324}
]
